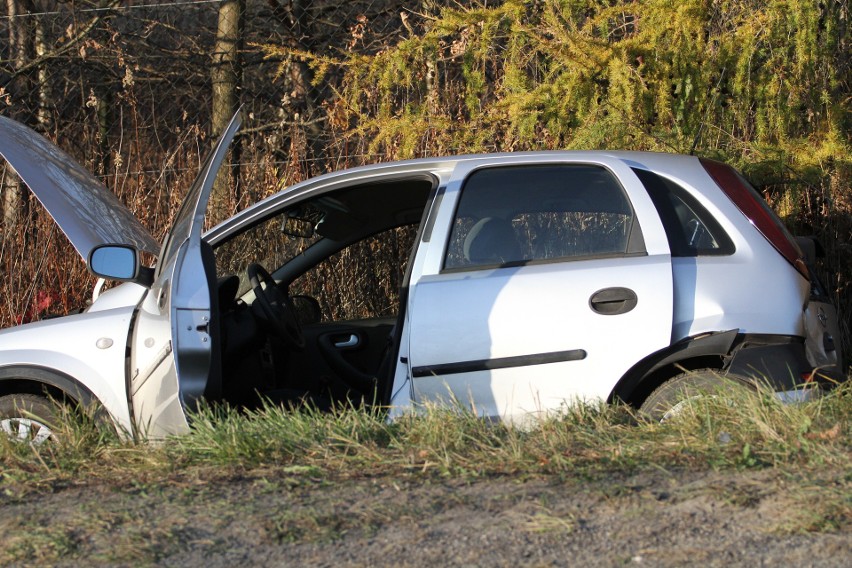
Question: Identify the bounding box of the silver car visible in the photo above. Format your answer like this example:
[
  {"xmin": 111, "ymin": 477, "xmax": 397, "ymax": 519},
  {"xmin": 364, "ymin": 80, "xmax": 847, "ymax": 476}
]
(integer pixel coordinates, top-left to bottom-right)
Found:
[{"xmin": 0, "ymin": 112, "xmax": 843, "ymax": 440}]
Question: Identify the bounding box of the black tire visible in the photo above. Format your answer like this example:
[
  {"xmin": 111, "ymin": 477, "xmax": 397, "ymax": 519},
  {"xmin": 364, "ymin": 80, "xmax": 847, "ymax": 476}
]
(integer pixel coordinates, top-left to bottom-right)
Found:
[
  {"xmin": 0, "ymin": 393, "xmax": 58, "ymax": 444},
  {"xmin": 639, "ymin": 369, "xmax": 750, "ymax": 422}
]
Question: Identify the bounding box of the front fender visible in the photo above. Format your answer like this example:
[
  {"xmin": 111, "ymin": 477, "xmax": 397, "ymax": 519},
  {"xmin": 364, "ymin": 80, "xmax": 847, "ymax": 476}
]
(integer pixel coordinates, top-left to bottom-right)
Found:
[{"xmin": 0, "ymin": 307, "xmax": 134, "ymax": 433}]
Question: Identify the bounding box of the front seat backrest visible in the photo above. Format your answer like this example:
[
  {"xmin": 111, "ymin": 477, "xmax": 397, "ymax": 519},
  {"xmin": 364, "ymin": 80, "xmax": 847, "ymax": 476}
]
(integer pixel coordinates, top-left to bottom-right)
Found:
[{"xmin": 463, "ymin": 217, "xmax": 522, "ymax": 265}]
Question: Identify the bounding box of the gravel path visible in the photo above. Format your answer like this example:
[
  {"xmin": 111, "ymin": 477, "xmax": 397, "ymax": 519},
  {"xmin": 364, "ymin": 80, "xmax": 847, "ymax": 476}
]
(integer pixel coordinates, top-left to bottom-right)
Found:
[{"xmin": 1, "ymin": 467, "xmax": 849, "ymax": 566}]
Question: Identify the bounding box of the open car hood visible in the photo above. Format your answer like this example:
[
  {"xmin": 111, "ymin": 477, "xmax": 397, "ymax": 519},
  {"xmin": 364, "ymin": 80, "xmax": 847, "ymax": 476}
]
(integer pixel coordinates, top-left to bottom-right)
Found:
[{"xmin": 0, "ymin": 115, "xmax": 159, "ymax": 260}]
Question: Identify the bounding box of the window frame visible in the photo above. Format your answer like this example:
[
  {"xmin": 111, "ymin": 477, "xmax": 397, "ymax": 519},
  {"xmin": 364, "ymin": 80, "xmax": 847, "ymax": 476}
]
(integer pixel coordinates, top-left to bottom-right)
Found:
[
  {"xmin": 440, "ymin": 163, "xmax": 647, "ymax": 273},
  {"xmin": 633, "ymin": 167, "xmax": 735, "ymax": 257}
]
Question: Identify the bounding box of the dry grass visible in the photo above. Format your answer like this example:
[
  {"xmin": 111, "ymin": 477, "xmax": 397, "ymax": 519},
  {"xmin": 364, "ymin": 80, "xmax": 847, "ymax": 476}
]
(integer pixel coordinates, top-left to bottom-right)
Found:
[
  {"xmin": 2, "ymin": 381, "xmax": 850, "ymax": 516},
  {"xmin": 0, "ymin": 383, "xmax": 850, "ymax": 565}
]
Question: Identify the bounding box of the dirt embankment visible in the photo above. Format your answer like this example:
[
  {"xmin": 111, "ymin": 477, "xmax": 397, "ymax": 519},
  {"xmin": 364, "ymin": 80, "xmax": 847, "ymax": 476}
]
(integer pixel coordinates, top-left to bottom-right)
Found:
[{"xmin": 2, "ymin": 466, "xmax": 850, "ymax": 567}]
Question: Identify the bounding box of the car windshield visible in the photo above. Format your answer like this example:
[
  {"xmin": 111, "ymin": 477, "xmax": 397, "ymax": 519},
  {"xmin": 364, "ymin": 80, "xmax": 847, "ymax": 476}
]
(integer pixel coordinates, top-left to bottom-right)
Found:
[{"xmin": 214, "ymin": 204, "xmax": 325, "ymax": 296}]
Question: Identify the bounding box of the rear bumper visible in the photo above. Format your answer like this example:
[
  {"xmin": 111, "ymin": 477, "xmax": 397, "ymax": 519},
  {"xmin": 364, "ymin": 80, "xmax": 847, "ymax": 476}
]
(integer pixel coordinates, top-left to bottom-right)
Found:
[
  {"xmin": 774, "ymin": 387, "xmax": 822, "ymax": 403},
  {"xmin": 726, "ymin": 334, "xmax": 814, "ymax": 390}
]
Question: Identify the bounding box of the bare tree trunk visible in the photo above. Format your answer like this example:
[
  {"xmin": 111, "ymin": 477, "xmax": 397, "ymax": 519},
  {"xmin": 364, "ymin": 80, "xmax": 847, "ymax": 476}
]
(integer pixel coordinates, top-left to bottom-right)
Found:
[
  {"xmin": 2, "ymin": 0, "xmax": 31, "ymax": 233},
  {"xmin": 277, "ymin": 0, "xmax": 324, "ymax": 174},
  {"xmin": 34, "ymin": 13, "xmax": 50, "ymax": 130},
  {"xmin": 422, "ymin": 1, "xmax": 439, "ymax": 116},
  {"xmin": 210, "ymin": 0, "xmax": 244, "ymax": 222},
  {"xmin": 2, "ymin": 167, "xmax": 21, "ymax": 233}
]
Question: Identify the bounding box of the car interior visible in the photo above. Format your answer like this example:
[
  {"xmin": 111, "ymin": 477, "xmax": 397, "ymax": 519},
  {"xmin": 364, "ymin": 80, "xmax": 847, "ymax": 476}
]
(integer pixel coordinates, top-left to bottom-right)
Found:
[{"xmin": 209, "ymin": 176, "xmax": 435, "ymax": 411}]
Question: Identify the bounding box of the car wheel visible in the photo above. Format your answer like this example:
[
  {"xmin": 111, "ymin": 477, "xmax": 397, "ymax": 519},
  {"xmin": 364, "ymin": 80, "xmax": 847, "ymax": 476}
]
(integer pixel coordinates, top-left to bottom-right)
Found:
[
  {"xmin": 639, "ymin": 369, "xmax": 749, "ymax": 422},
  {"xmin": 0, "ymin": 394, "xmax": 58, "ymax": 444}
]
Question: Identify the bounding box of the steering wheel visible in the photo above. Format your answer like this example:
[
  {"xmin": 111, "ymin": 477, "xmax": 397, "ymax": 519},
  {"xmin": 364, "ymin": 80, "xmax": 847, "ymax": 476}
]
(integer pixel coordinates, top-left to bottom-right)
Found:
[{"xmin": 247, "ymin": 263, "xmax": 305, "ymax": 351}]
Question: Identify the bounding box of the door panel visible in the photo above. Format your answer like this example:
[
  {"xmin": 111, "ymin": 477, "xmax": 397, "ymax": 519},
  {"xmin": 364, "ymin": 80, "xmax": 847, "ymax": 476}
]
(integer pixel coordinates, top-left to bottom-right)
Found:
[
  {"xmin": 409, "ymin": 256, "xmax": 672, "ymax": 418},
  {"xmin": 286, "ymin": 318, "xmax": 395, "ymax": 390},
  {"xmin": 129, "ymin": 112, "xmax": 241, "ymax": 437},
  {"xmin": 407, "ymin": 158, "xmax": 673, "ymax": 420}
]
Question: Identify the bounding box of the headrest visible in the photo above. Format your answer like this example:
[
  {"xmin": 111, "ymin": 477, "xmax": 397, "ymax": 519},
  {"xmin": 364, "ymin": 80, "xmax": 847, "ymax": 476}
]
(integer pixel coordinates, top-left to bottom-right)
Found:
[{"xmin": 463, "ymin": 217, "xmax": 522, "ymax": 265}]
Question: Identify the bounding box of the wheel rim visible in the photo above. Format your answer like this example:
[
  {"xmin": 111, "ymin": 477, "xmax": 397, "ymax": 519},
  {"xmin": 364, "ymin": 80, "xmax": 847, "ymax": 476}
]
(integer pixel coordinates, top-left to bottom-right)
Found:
[
  {"xmin": 660, "ymin": 393, "xmax": 724, "ymax": 423},
  {"xmin": 1, "ymin": 416, "xmax": 54, "ymax": 444},
  {"xmin": 660, "ymin": 398, "xmax": 696, "ymax": 422}
]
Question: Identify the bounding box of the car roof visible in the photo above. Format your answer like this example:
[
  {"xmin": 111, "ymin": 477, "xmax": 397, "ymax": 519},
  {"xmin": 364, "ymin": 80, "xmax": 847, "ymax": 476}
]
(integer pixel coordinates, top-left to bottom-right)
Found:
[{"xmin": 206, "ymin": 150, "xmax": 703, "ymax": 241}]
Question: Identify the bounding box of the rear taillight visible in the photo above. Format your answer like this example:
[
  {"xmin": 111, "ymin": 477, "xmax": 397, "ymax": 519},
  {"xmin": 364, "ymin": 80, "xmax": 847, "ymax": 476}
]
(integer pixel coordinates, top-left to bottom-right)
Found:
[{"xmin": 700, "ymin": 158, "xmax": 809, "ymax": 281}]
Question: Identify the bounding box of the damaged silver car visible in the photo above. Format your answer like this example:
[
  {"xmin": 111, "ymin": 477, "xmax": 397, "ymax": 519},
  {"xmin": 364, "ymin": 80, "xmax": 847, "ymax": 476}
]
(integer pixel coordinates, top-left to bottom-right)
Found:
[{"xmin": 0, "ymin": 112, "xmax": 843, "ymax": 441}]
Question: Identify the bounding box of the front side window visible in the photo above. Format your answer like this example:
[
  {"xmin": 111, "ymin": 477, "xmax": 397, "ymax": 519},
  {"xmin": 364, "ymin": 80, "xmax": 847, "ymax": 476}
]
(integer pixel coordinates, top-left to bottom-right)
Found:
[
  {"xmin": 214, "ymin": 205, "xmax": 324, "ymax": 296},
  {"xmin": 444, "ymin": 164, "xmax": 639, "ymax": 271}
]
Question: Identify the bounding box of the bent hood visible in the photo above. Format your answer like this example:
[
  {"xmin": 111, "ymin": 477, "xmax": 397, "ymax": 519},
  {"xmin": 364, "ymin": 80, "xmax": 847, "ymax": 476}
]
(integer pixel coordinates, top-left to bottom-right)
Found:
[{"xmin": 0, "ymin": 115, "xmax": 159, "ymax": 259}]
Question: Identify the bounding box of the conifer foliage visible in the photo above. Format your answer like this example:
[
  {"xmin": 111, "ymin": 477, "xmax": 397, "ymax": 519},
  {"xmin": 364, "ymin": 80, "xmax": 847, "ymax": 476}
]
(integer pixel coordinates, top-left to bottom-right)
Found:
[
  {"xmin": 267, "ymin": 0, "xmax": 851, "ymax": 346},
  {"xmin": 275, "ymin": 1, "xmax": 848, "ymax": 161}
]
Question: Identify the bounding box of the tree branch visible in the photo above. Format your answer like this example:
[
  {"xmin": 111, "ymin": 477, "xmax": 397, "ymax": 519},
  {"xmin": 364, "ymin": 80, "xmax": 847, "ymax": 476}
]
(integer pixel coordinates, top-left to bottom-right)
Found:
[{"xmin": 1, "ymin": 0, "xmax": 122, "ymax": 88}]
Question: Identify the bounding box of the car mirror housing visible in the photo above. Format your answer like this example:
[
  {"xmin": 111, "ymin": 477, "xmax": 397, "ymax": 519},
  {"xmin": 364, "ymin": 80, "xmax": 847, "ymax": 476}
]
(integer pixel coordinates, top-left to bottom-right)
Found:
[
  {"xmin": 88, "ymin": 244, "xmax": 154, "ymax": 287},
  {"xmin": 291, "ymin": 294, "xmax": 322, "ymax": 325},
  {"xmin": 281, "ymin": 215, "xmax": 315, "ymax": 238}
]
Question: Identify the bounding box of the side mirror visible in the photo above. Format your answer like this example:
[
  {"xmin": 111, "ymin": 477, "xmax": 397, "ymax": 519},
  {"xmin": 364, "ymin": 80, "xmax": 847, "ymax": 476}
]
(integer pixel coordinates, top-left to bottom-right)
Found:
[
  {"xmin": 281, "ymin": 216, "xmax": 315, "ymax": 238},
  {"xmin": 88, "ymin": 245, "xmax": 154, "ymax": 286},
  {"xmin": 291, "ymin": 294, "xmax": 322, "ymax": 325}
]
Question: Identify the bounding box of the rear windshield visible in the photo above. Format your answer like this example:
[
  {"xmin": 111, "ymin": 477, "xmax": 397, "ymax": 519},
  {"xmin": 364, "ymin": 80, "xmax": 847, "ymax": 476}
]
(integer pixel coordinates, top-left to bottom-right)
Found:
[{"xmin": 700, "ymin": 158, "xmax": 807, "ymax": 279}]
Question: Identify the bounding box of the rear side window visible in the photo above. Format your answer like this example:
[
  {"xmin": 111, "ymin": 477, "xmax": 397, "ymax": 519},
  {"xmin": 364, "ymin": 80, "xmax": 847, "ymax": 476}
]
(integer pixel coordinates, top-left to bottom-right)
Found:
[
  {"xmin": 444, "ymin": 164, "xmax": 643, "ymax": 271},
  {"xmin": 634, "ymin": 168, "xmax": 734, "ymax": 257}
]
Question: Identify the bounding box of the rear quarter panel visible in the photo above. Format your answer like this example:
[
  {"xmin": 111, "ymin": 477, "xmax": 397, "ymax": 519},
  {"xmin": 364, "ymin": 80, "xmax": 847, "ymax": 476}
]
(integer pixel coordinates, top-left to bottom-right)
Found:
[{"xmin": 619, "ymin": 153, "xmax": 808, "ymax": 341}]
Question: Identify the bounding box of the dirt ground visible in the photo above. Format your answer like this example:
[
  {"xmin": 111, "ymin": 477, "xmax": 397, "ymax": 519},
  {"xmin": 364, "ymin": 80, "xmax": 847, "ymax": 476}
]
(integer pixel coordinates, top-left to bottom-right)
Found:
[{"xmin": 2, "ymin": 466, "xmax": 850, "ymax": 567}]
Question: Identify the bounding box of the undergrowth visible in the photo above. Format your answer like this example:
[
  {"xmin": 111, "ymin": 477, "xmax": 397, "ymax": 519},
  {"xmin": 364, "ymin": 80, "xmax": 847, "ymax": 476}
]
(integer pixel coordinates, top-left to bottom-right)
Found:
[
  {"xmin": 2, "ymin": 381, "xmax": 850, "ymax": 489},
  {"xmin": 1, "ymin": 382, "xmax": 850, "ymax": 545}
]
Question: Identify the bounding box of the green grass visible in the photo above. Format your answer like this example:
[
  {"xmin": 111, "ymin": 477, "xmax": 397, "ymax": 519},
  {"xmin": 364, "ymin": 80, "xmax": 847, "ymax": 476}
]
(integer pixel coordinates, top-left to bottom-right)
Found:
[
  {"xmin": 2, "ymin": 381, "xmax": 850, "ymax": 480},
  {"xmin": 2, "ymin": 381, "xmax": 850, "ymax": 532}
]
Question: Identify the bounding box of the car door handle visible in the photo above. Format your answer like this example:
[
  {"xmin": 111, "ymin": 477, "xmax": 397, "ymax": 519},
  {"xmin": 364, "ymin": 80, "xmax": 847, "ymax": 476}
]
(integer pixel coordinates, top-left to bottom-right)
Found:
[
  {"xmin": 334, "ymin": 334, "xmax": 360, "ymax": 348},
  {"xmin": 589, "ymin": 287, "xmax": 638, "ymax": 315}
]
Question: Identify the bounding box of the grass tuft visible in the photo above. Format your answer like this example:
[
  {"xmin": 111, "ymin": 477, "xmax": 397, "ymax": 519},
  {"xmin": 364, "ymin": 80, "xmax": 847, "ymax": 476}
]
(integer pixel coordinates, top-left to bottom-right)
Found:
[{"xmin": 1, "ymin": 381, "xmax": 850, "ymax": 532}]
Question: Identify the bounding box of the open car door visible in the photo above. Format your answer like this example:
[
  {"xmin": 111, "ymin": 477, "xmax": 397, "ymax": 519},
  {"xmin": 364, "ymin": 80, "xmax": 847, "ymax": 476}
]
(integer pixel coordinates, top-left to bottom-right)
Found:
[{"xmin": 128, "ymin": 112, "xmax": 241, "ymax": 437}]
